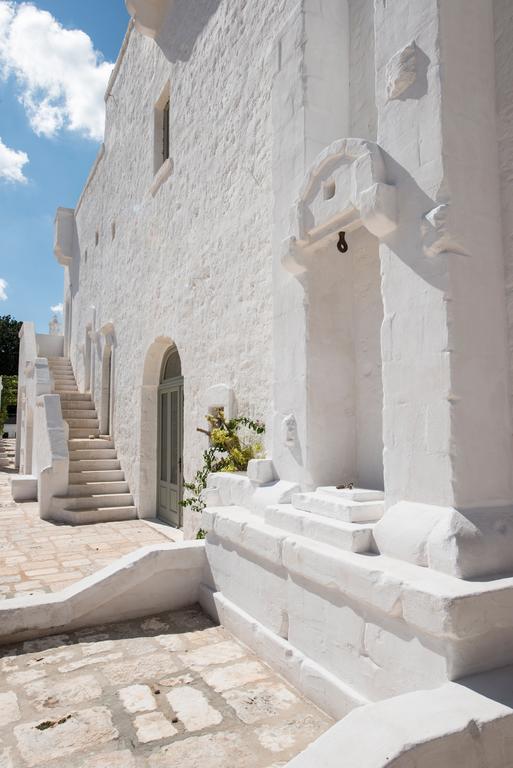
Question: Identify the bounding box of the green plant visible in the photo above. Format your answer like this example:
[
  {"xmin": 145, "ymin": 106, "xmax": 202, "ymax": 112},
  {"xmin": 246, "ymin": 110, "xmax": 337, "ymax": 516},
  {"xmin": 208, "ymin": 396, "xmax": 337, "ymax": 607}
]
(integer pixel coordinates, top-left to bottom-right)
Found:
[
  {"xmin": 196, "ymin": 529, "xmax": 207, "ymax": 540},
  {"xmin": 0, "ymin": 375, "xmax": 17, "ymax": 429},
  {"xmin": 181, "ymin": 409, "xmax": 265, "ymax": 516}
]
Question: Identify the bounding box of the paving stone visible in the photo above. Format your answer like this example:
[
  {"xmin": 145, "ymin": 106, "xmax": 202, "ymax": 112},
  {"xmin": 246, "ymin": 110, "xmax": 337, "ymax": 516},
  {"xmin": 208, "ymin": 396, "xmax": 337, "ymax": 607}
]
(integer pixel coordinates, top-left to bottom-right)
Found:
[
  {"xmin": 148, "ymin": 730, "xmax": 259, "ymax": 768},
  {"xmin": 14, "ymin": 707, "xmax": 118, "ymax": 767},
  {"xmin": 222, "ymin": 680, "xmax": 301, "ymax": 724},
  {"xmin": 141, "ymin": 618, "xmax": 169, "ymax": 633},
  {"xmin": 81, "ymin": 640, "xmax": 116, "ymax": 656},
  {"xmin": 25, "ymin": 674, "xmax": 102, "ymax": 710},
  {"xmin": 201, "ymin": 660, "xmax": 269, "ymax": 692},
  {"xmin": 166, "ymin": 685, "xmax": 223, "ymax": 731},
  {"xmin": 5, "ymin": 668, "xmax": 46, "ymax": 686},
  {"xmin": 59, "ymin": 652, "xmax": 123, "ymax": 672},
  {"xmin": 0, "ymin": 692, "xmax": 20, "ymax": 727},
  {"xmin": 80, "ymin": 750, "xmax": 138, "ymax": 768},
  {"xmin": 177, "ymin": 639, "xmax": 247, "ymax": 669},
  {"xmin": 255, "ymin": 715, "xmax": 330, "ymax": 757},
  {"xmin": 103, "ymin": 652, "xmax": 182, "ymax": 685},
  {"xmin": 118, "ymin": 684, "xmax": 156, "ymax": 713},
  {"xmin": 0, "ymin": 603, "xmax": 332, "ymax": 767},
  {"xmin": 134, "ymin": 711, "xmax": 178, "ymax": 743},
  {"xmin": 0, "ymin": 747, "xmax": 14, "ymax": 768}
]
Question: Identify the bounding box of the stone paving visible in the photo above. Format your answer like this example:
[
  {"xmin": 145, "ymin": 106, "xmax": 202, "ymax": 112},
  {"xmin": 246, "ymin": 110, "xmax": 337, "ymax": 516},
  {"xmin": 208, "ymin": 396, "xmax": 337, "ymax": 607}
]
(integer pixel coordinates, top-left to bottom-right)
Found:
[
  {"xmin": 0, "ymin": 445, "xmax": 178, "ymax": 600},
  {"xmin": 0, "ymin": 606, "xmax": 332, "ymax": 767}
]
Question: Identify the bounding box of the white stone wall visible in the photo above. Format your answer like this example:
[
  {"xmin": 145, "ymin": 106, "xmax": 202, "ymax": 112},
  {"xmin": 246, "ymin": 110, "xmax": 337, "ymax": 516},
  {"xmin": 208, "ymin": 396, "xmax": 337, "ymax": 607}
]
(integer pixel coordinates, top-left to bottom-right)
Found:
[
  {"xmin": 494, "ymin": 0, "xmax": 513, "ymax": 441},
  {"xmin": 68, "ymin": 2, "xmax": 295, "ymax": 526}
]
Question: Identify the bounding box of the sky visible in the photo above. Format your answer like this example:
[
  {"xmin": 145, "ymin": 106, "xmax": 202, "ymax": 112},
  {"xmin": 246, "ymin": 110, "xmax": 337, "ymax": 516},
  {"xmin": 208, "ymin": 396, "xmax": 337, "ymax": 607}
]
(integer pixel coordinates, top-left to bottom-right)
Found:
[{"xmin": 0, "ymin": 0, "xmax": 128, "ymax": 332}]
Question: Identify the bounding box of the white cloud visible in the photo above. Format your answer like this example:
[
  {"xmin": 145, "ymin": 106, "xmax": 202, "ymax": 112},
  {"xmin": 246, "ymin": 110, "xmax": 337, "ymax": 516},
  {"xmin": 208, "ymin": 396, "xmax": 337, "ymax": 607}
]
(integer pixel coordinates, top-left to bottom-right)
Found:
[
  {"xmin": 50, "ymin": 302, "xmax": 63, "ymax": 314},
  {"xmin": 0, "ymin": 2, "xmax": 114, "ymax": 141},
  {"xmin": 0, "ymin": 136, "xmax": 28, "ymax": 182},
  {"xmin": 0, "ymin": 279, "xmax": 7, "ymax": 301}
]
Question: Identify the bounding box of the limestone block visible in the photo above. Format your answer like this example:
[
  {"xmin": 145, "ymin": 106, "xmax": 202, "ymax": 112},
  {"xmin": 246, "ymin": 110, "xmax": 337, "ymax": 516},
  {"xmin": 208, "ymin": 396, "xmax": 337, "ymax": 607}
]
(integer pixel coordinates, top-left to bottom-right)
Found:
[
  {"xmin": 285, "ymin": 681, "xmax": 513, "ymax": 768},
  {"xmin": 385, "ymin": 41, "xmax": 417, "ymax": 100},
  {"xmin": 374, "ymin": 501, "xmax": 513, "ymax": 579},
  {"xmin": 358, "ymin": 183, "xmax": 398, "ymax": 238},
  {"xmin": 9, "ymin": 475, "xmax": 37, "ymax": 502},
  {"xmin": 247, "ymin": 458, "xmax": 276, "ymax": 485}
]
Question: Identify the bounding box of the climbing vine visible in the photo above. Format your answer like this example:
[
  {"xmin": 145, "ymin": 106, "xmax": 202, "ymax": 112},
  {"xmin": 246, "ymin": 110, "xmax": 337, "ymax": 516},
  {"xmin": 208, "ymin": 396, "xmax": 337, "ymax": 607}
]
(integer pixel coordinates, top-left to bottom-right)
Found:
[{"xmin": 181, "ymin": 409, "xmax": 265, "ymax": 517}]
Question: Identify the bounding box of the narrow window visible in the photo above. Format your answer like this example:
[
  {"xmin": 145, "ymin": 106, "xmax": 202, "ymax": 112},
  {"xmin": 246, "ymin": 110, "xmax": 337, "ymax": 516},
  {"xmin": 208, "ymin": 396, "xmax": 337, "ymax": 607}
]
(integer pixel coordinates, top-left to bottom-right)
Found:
[
  {"xmin": 154, "ymin": 81, "xmax": 171, "ymax": 174},
  {"xmin": 111, "ymin": 221, "xmax": 116, "ymax": 240},
  {"xmin": 162, "ymin": 100, "xmax": 170, "ymax": 164},
  {"xmin": 95, "ymin": 230, "xmax": 99, "ymax": 247}
]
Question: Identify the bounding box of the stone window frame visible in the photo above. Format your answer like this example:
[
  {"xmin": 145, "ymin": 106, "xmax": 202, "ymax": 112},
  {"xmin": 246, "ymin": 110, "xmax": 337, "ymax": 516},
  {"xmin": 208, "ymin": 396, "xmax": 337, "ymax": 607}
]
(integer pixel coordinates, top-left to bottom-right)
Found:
[{"xmin": 151, "ymin": 80, "xmax": 174, "ymax": 198}]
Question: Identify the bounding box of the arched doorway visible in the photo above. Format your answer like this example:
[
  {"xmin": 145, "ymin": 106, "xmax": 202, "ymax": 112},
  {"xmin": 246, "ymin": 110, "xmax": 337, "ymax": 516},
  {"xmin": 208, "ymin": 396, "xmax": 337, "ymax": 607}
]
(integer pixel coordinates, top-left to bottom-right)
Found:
[{"xmin": 157, "ymin": 346, "xmax": 183, "ymax": 526}]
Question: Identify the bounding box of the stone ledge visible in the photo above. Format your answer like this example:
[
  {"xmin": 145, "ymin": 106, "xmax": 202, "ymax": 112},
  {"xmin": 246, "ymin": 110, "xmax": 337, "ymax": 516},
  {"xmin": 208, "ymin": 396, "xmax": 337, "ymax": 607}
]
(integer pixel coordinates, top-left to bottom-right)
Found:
[{"xmin": 0, "ymin": 542, "xmax": 205, "ymax": 645}]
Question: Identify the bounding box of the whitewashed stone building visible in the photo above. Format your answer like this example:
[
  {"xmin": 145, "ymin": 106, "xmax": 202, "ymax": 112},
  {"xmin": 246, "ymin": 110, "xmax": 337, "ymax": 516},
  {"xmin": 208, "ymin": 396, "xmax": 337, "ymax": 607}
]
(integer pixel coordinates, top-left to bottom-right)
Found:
[{"xmin": 12, "ymin": 0, "xmax": 513, "ymax": 764}]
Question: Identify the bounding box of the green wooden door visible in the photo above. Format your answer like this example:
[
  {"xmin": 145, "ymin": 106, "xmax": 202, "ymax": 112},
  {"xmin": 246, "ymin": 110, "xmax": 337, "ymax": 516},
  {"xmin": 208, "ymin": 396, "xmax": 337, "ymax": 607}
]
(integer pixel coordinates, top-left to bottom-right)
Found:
[{"xmin": 158, "ymin": 381, "xmax": 183, "ymax": 526}]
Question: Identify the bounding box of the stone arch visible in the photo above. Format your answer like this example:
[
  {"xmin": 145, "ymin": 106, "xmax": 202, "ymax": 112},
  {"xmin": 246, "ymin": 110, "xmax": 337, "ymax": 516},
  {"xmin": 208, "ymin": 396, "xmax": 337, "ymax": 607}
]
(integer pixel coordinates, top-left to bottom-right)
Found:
[
  {"xmin": 138, "ymin": 336, "xmax": 176, "ymax": 519},
  {"xmin": 279, "ymin": 139, "xmax": 397, "ymax": 490}
]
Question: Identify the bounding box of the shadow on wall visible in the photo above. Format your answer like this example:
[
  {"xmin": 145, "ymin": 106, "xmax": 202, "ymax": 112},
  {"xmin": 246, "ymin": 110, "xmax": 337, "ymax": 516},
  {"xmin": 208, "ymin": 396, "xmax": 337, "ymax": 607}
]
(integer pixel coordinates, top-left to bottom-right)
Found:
[{"xmin": 156, "ymin": 0, "xmax": 221, "ymax": 62}]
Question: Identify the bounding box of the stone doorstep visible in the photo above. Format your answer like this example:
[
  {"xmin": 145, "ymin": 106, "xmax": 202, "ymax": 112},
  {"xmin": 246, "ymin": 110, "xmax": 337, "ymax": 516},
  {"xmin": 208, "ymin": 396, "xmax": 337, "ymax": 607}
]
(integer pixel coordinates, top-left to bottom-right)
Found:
[{"xmin": 204, "ymin": 506, "xmax": 513, "ymax": 649}]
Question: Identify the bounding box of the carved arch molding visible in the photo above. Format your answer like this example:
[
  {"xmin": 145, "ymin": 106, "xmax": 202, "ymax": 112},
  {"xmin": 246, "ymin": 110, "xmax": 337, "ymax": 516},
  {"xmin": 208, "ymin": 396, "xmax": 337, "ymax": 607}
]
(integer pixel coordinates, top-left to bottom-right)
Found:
[{"xmin": 282, "ymin": 139, "xmax": 398, "ymax": 275}]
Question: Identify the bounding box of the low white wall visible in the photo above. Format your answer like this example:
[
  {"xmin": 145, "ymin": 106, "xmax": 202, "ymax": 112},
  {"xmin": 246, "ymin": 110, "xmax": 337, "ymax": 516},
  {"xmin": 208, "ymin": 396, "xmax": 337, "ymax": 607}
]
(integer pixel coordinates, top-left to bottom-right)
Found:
[
  {"xmin": 0, "ymin": 541, "xmax": 205, "ymax": 645},
  {"xmin": 33, "ymin": 394, "xmax": 69, "ymax": 519},
  {"xmin": 285, "ymin": 677, "xmax": 513, "ymax": 768},
  {"xmin": 36, "ymin": 333, "xmax": 64, "ymax": 359}
]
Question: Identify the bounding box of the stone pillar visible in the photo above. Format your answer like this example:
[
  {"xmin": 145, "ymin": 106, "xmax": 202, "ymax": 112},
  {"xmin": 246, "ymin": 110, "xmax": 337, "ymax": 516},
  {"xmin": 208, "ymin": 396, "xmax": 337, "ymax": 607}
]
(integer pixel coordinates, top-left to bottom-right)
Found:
[
  {"xmin": 373, "ymin": 0, "xmax": 513, "ymax": 577},
  {"xmin": 272, "ymin": 0, "xmax": 351, "ymax": 487}
]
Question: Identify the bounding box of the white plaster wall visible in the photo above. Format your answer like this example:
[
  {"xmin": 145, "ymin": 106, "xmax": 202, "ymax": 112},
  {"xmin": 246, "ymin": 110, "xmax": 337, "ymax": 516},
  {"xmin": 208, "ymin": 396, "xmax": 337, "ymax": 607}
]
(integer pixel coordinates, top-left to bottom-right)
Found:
[
  {"xmin": 494, "ymin": 0, "xmax": 513, "ymax": 446},
  {"xmin": 68, "ymin": 2, "xmax": 295, "ymax": 526},
  {"xmin": 352, "ymin": 229, "xmax": 383, "ymax": 490},
  {"xmin": 348, "ymin": 0, "xmax": 376, "ymax": 140}
]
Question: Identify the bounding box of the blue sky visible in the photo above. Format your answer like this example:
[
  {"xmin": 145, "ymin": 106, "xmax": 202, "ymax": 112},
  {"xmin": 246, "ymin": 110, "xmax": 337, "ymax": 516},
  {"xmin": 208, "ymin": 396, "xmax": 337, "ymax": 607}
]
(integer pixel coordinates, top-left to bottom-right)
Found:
[{"xmin": 0, "ymin": 0, "xmax": 128, "ymax": 332}]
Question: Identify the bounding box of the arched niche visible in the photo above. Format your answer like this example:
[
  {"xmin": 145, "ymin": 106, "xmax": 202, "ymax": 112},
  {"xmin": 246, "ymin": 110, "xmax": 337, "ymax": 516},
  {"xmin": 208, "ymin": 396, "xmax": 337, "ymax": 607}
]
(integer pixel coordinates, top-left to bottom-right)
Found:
[{"xmin": 280, "ymin": 138, "xmax": 397, "ymax": 490}]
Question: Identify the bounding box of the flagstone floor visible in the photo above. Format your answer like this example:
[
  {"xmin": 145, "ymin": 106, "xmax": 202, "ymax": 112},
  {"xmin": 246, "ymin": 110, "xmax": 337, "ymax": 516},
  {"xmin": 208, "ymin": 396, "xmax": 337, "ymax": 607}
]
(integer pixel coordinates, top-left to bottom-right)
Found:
[
  {"xmin": 0, "ymin": 605, "xmax": 332, "ymax": 767},
  {"xmin": 0, "ymin": 443, "xmax": 179, "ymax": 599}
]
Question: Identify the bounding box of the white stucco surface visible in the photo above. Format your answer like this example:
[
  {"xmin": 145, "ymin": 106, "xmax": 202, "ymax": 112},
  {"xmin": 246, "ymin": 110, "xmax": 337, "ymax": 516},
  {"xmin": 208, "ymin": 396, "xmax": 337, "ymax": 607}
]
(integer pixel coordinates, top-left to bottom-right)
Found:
[{"xmin": 15, "ymin": 1, "xmax": 513, "ymax": 765}]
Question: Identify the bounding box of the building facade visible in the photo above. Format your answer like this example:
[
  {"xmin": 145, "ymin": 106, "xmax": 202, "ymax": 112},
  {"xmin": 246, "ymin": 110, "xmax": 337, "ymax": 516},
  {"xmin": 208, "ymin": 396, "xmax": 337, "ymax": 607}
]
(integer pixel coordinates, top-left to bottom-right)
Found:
[{"xmin": 13, "ymin": 0, "xmax": 513, "ymax": 762}]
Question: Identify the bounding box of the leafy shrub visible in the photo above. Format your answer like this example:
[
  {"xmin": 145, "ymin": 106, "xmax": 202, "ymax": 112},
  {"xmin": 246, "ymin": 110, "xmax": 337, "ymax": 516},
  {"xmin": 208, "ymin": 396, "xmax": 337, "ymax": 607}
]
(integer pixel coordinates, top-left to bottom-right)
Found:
[{"xmin": 181, "ymin": 409, "xmax": 265, "ymax": 517}]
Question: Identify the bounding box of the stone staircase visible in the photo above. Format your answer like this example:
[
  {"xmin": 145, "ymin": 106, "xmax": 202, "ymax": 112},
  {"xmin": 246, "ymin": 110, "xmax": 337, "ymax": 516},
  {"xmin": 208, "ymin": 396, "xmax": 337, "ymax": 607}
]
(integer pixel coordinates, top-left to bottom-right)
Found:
[
  {"xmin": 47, "ymin": 357, "xmax": 137, "ymax": 524},
  {"xmin": 0, "ymin": 438, "xmax": 15, "ymax": 469},
  {"xmin": 265, "ymin": 486, "xmax": 385, "ymax": 555}
]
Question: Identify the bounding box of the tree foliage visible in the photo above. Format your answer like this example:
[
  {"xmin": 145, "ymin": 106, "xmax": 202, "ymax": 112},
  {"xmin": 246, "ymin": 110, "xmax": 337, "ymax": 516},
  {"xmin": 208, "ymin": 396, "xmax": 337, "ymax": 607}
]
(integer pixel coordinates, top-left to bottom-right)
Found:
[
  {"xmin": 0, "ymin": 315, "xmax": 22, "ymax": 376},
  {"xmin": 0, "ymin": 375, "xmax": 17, "ymax": 431}
]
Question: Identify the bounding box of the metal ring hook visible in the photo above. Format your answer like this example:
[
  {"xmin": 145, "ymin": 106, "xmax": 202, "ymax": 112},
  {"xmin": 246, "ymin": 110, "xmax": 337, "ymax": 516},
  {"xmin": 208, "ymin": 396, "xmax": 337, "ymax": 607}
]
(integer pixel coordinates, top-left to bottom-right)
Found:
[{"xmin": 337, "ymin": 231, "xmax": 348, "ymax": 254}]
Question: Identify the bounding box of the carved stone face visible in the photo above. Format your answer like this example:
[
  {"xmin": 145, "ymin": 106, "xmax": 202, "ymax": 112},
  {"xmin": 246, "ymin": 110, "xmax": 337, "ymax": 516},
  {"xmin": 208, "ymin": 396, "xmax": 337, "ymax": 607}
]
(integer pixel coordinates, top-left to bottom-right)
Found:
[{"xmin": 281, "ymin": 413, "xmax": 297, "ymax": 447}]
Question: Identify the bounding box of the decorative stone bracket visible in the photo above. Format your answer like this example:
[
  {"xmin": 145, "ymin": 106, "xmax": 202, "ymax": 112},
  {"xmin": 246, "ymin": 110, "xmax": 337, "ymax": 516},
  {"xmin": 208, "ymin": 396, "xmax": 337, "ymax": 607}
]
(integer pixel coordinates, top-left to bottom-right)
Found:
[{"xmin": 282, "ymin": 139, "xmax": 397, "ymax": 275}]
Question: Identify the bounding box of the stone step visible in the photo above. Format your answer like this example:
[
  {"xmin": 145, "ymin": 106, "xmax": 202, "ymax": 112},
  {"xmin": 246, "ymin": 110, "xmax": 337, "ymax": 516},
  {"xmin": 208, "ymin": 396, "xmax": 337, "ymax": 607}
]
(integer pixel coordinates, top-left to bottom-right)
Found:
[
  {"xmin": 69, "ymin": 470, "xmax": 125, "ymax": 483},
  {"xmin": 59, "ymin": 393, "xmax": 92, "ymax": 402},
  {"xmin": 292, "ymin": 486, "xmax": 384, "ymax": 523},
  {"xmin": 65, "ymin": 418, "xmax": 99, "ymax": 429},
  {"xmin": 69, "ymin": 428, "xmax": 100, "ymax": 439},
  {"xmin": 53, "ymin": 492, "xmax": 134, "ymax": 511},
  {"xmin": 264, "ymin": 504, "xmax": 376, "ymax": 554},
  {"xmin": 69, "ymin": 438, "xmax": 115, "ymax": 450},
  {"xmin": 61, "ymin": 409, "xmax": 98, "ymax": 420},
  {"xmin": 68, "ymin": 480, "xmax": 130, "ymax": 496},
  {"xmin": 53, "ymin": 506, "xmax": 138, "ymax": 525},
  {"xmin": 69, "ymin": 458, "xmax": 121, "ymax": 471},
  {"xmin": 51, "ymin": 370, "xmax": 74, "ymax": 376},
  {"xmin": 55, "ymin": 386, "xmax": 79, "ymax": 393},
  {"xmin": 68, "ymin": 449, "xmax": 118, "ymax": 461}
]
